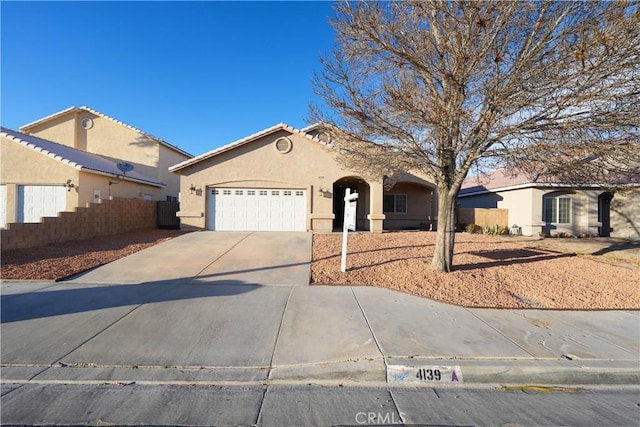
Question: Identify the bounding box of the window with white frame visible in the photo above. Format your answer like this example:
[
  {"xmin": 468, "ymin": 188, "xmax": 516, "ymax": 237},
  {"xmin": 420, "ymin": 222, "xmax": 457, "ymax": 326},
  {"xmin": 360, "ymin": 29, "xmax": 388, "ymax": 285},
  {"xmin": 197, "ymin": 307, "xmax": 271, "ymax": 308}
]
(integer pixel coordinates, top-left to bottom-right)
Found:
[
  {"xmin": 544, "ymin": 196, "xmax": 572, "ymax": 224},
  {"xmin": 383, "ymin": 194, "xmax": 407, "ymax": 214}
]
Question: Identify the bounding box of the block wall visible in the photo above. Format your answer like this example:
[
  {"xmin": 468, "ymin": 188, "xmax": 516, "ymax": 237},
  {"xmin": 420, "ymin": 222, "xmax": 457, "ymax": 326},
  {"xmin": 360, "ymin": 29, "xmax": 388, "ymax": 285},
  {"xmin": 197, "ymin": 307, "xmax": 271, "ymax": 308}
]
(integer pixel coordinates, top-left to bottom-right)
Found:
[{"xmin": 1, "ymin": 197, "xmax": 156, "ymax": 252}]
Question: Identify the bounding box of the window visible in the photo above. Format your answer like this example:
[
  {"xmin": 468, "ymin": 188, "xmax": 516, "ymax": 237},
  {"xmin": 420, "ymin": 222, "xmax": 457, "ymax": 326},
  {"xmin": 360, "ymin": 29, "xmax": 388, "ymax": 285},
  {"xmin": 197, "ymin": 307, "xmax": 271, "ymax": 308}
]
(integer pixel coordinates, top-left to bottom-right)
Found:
[
  {"xmin": 295, "ymin": 191, "xmax": 304, "ymax": 196},
  {"xmin": 235, "ymin": 190, "xmax": 243, "ymax": 196},
  {"xmin": 212, "ymin": 189, "xmax": 219, "ymax": 195},
  {"xmin": 223, "ymin": 190, "xmax": 231, "ymax": 195},
  {"xmin": 272, "ymin": 190, "xmax": 280, "ymax": 196},
  {"xmin": 384, "ymin": 194, "xmax": 407, "ymax": 214},
  {"xmin": 544, "ymin": 196, "xmax": 572, "ymax": 224},
  {"xmin": 259, "ymin": 190, "xmax": 268, "ymax": 196},
  {"xmin": 284, "ymin": 190, "xmax": 292, "ymax": 196},
  {"xmin": 247, "ymin": 190, "xmax": 256, "ymax": 196}
]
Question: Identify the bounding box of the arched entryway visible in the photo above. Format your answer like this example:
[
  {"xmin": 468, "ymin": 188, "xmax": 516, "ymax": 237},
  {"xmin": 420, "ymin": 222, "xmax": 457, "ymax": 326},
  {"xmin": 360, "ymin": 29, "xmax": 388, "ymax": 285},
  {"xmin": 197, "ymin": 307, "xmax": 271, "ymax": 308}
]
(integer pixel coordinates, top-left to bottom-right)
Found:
[
  {"xmin": 598, "ymin": 192, "xmax": 614, "ymax": 237},
  {"xmin": 333, "ymin": 176, "xmax": 371, "ymax": 231}
]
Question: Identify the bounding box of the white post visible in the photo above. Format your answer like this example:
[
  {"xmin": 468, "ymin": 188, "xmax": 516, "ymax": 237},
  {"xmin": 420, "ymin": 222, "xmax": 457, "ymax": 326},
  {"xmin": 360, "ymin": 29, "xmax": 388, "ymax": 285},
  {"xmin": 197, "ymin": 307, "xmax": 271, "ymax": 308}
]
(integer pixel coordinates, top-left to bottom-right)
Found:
[{"xmin": 341, "ymin": 188, "xmax": 351, "ymax": 272}]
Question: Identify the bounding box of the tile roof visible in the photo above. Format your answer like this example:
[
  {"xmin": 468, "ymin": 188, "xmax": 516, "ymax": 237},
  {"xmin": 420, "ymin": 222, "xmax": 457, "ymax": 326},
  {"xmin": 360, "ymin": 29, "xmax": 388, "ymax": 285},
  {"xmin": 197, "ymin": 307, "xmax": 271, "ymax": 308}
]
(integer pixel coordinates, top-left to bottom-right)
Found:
[
  {"xmin": 19, "ymin": 106, "xmax": 192, "ymax": 158},
  {"xmin": 169, "ymin": 122, "xmax": 331, "ymax": 172},
  {"xmin": 1, "ymin": 127, "xmax": 165, "ymax": 187},
  {"xmin": 460, "ymin": 168, "xmax": 535, "ymax": 196},
  {"xmin": 458, "ymin": 167, "xmax": 618, "ymax": 196}
]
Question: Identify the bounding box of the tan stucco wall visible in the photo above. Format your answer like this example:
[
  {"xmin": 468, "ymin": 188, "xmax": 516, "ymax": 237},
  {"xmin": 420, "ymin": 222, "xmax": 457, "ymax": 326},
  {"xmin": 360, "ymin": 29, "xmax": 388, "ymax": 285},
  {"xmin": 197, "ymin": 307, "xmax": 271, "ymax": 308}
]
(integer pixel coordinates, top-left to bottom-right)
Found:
[
  {"xmin": 383, "ymin": 182, "xmax": 436, "ymax": 230},
  {"xmin": 158, "ymin": 144, "xmax": 187, "ymax": 199},
  {"xmin": 77, "ymin": 172, "xmax": 162, "ymax": 205},
  {"xmin": 173, "ymin": 129, "xmax": 440, "ymax": 232},
  {"xmin": 611, "ymin": 188, "xmax": 640, "ymax": 241},
  {"xmin": 23, "ymin": 110, "xmax": 188, "ymax": 201},
  {"xmin": 1, "ymin": 135, "xmax": 163, "ymax": 223},
  {"xmin": 1, "ymin": 136, "xmax": 81, "ymax": 221},
  {"xmin": 173, "ymin": 130, "xmax": 390, "ymax": 232},
  {"xmin": 21, "ymin": 113, "xmax": 79, "ymax": 149},
  {"xmin": 175, "ymin": 131, "xmax": 349, "ymax": 231},
  {"xmin": 459, "ymin": 186, "xmax": 639, "ymax": 240}
]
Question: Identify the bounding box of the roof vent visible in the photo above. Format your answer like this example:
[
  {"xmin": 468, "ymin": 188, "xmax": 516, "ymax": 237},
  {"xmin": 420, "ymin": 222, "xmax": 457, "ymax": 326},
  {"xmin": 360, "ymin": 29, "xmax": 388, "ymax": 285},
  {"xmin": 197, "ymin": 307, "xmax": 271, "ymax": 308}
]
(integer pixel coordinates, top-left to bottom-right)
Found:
[
  {"xmin": 317, "ymin": 131, "xmax": 332, "ymax": 144},
  {"xmin": 81, "ymin": 117, "xmax": 94, "ymax": 129},
  {"xmin": 274, "ymin": 137, "xmax": 292, "ymax": 154}
]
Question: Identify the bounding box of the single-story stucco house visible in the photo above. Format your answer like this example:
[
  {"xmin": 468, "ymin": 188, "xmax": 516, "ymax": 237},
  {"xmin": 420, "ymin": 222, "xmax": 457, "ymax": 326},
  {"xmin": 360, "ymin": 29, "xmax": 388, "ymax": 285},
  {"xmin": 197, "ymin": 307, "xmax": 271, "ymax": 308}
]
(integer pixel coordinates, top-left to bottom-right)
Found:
[
  {"xmin": 458, "ymin": 168, "xmax": 640, "ymax": 241},
  {"xmin": 169, "ymin": 123, "xmax": 438, "ymax": 232},
  {"xmin": 1, "ymin": 106, "xmax": 191, "ymax": 227}
]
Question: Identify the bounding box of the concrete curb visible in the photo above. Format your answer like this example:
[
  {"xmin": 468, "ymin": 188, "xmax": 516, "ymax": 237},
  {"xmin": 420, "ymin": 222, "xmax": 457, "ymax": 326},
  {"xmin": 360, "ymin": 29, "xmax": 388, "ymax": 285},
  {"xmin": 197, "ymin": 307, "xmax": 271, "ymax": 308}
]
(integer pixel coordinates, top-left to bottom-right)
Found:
[{"xmin": 3, "ymin": 359, "xmax": 637, "ymax": 387}]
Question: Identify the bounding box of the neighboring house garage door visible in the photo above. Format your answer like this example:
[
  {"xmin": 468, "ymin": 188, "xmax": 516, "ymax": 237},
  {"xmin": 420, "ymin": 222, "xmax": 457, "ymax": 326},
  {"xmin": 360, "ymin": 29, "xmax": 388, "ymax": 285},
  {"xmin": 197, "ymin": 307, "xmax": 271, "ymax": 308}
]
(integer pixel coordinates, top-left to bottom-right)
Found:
[
  {"xmin": 0, "ymin": 185, "xmax": 6, "ymax": 228},
  {"xmin": 17, "ymin": 185, "xmax": 67, "ymax": 223},
  {"xmin": 208, "ymin": 188, "xmax": 306, "ymax": 231}
]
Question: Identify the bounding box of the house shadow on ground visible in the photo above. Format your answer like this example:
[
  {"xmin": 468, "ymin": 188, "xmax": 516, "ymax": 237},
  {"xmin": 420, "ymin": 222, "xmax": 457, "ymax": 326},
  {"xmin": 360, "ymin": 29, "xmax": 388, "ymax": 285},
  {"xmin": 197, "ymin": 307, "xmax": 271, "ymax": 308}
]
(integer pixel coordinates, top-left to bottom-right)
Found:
[{"xmin": 1, "ymin": 277, "xmax": 260, "ymax": 323}]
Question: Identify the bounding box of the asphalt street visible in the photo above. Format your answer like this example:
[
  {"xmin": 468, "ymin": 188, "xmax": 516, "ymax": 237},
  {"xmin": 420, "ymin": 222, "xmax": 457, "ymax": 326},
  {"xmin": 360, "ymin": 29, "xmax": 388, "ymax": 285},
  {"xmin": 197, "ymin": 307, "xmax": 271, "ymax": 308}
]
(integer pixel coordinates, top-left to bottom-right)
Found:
[{"xmin": 2, "ymin": 383, "xmax": 639, "ymax": 426}]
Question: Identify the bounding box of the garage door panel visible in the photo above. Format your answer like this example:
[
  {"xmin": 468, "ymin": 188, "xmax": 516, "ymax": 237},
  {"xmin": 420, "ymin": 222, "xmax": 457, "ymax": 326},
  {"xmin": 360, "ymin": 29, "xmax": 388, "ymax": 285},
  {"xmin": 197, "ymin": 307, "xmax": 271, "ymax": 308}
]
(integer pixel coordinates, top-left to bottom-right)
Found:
[
  {"xmin": 17, "ymin": 185, "xmax": 67, "ymax": 223},
  {"xmin": 208, "ymin": 188, "xmax": 306, "ymax": 231},
  {"xmin": 0, "ymin": 185, "xmax": 6, "ymax": 228}
]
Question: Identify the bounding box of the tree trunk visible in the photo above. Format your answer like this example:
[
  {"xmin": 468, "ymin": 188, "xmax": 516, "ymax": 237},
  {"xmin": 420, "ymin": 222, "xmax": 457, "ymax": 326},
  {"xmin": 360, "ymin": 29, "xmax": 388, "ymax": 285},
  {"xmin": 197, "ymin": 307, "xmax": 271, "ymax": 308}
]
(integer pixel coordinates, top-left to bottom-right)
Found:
[{"xmin": 431, "ymin": 188, "xmax": 457, "ymax": 273}]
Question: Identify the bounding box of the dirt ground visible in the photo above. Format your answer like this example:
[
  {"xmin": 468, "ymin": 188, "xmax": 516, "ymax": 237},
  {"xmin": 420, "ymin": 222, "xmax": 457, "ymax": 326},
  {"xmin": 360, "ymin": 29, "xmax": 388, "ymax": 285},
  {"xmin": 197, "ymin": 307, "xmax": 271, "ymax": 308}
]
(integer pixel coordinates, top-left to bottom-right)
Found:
[
  {"xmin": 311, "ymin": 232, "xmax": 640, "ymax": 310},
  {"xmin": 1, "ymin": 229, "xmax": 189, "ymax": 281}
]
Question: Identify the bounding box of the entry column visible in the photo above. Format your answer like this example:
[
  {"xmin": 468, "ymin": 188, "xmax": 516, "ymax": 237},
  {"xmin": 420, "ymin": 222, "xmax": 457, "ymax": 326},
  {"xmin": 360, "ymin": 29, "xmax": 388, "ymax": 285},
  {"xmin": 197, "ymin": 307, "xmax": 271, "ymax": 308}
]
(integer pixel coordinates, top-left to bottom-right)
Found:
[{"xmin": 367, "ymin": 180, "xmax": 385, "ymax": 232}]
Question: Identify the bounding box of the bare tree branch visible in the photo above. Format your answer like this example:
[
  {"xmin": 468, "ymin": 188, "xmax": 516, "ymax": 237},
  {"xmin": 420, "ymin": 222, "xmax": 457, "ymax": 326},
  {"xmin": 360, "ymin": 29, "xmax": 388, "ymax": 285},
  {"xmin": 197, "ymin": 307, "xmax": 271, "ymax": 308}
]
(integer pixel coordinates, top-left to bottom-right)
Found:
[{"xmin": 311, "ymin": 0, "xmax": 640, "ymax": 272}]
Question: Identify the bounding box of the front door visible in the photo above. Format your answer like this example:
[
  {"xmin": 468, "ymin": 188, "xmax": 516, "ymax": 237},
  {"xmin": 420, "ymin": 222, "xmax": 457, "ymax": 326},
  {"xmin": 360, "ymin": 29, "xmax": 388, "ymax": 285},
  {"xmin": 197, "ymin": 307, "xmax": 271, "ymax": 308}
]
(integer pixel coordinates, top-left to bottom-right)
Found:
[{"xmin": 598, "ymin": 192, "xmax": 613, "ymax": 237}]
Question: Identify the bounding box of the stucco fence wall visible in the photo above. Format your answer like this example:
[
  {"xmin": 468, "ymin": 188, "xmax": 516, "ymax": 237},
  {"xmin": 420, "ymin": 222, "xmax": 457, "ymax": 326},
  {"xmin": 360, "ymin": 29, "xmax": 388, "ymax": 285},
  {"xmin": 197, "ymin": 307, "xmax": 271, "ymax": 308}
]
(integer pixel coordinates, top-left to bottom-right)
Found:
[
  {"xmin": 457, "ymin": 208, "xmax": 509, "ymax": 230},
  {"xmin": 1, "ymin": 197, "xmax": 156, "ymax": 252}
]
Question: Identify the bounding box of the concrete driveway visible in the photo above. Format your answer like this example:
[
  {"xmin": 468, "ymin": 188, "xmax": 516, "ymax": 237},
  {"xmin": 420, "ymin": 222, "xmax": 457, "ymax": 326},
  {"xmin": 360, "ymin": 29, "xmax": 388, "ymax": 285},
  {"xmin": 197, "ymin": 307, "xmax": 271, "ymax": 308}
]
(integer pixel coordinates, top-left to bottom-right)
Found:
[
  {"xmin": 1, "ymin": 229, "xmax": 637, "ymax": 399},
  {"xmin": 67, "ymin": 231, "xmax": 312, "ymax": 286}
]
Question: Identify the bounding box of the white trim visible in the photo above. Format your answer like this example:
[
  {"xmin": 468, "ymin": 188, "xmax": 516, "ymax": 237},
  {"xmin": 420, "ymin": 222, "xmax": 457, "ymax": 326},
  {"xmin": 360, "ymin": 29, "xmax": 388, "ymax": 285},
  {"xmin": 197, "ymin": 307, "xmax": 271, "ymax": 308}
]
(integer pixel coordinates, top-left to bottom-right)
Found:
[
  {"xmin": 20, "ymin": 106, "xmax": 192, "ymax": 158},
  {"xmin": 1, "ymin": 129, "xmax": 164, "ymax": 188},
  {"xmin": 19, "ymin": 106, "xmax": 78, "ymax": 130},
  {"xmin": 544, "ymin": 195, "xmax": 572, "ymax": 225},
  {"xmin": 459, "ymin": 182, "xmax": 629, "ymax": 197}
]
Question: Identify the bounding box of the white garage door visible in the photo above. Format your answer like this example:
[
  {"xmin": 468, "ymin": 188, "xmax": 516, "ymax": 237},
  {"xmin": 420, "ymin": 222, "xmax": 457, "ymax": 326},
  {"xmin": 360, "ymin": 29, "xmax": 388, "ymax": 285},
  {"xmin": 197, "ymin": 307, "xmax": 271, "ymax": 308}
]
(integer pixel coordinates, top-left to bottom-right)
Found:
[
  {"xmin": 208, "ymin": 188, "xmax": 306, "ymax": 231},
  {"xmin": 0, "ymin": 185, "xmax": 6, "ymax": 228},
  {"xmin": 18, "ymin": 185, "xmax": 67, "ymax": 223}
]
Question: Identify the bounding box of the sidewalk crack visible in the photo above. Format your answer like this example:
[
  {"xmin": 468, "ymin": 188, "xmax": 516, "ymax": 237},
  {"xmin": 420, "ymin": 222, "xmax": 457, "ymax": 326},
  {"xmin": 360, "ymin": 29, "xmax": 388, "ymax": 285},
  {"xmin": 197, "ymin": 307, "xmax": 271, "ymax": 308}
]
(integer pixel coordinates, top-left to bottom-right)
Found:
[
  {"xmin": 191, "ymin": 232, "xmax": 254, "ymax": 280},
  {"xmin": 267, "ymin": 286, "xmax": 293, "ymax": 380},
  {"xmin": 350, "ymin": 287, "xmax": 387, "ymax": 368}
]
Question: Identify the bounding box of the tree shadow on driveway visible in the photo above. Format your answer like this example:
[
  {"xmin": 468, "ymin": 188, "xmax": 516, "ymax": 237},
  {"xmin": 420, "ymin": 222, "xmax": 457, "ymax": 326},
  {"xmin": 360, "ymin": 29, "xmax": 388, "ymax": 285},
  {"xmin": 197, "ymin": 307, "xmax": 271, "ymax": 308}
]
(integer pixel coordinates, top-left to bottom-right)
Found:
[{"xmin": 1, "ymin": 277, "xmax": 261, "ymax": 323}]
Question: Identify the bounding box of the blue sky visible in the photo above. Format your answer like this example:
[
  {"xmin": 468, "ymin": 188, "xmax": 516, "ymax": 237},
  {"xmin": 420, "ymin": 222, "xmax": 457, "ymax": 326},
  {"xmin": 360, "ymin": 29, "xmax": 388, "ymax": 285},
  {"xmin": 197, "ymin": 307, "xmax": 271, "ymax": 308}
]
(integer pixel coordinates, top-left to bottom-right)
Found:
[{"xmin": 1, "ymin": 1, "xmax": 336, "ymax": 156}]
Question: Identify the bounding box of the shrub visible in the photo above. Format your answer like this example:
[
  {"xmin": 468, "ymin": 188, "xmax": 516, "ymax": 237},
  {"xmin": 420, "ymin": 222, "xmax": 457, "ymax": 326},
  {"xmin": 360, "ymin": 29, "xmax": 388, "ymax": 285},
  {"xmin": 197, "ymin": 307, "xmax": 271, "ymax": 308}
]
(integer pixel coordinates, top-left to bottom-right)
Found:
[
  {"xmin": 465, "ymin": 223, "xmax": 481, "ymax": 234},
  {"xmin": 482, "ymin": 224, "xmax": 508, "ymax": 235}
]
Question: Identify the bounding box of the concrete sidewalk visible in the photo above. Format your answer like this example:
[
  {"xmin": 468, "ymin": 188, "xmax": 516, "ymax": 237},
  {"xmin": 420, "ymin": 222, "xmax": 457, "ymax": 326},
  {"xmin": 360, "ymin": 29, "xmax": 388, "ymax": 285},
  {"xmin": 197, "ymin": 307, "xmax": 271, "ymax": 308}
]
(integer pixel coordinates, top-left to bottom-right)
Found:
[
  {"xmin": 2, "ymin": 282, "xmax": 638, "ymax": 387},
  {"xmin": 2, "ymin": 231, "xmax": 638, "ymax": 387}
]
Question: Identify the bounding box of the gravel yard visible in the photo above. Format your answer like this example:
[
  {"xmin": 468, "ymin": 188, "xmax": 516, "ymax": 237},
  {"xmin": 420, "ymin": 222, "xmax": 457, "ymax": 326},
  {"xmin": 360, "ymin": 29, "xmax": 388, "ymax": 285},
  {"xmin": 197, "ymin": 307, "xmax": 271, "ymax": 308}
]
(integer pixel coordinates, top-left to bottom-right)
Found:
[
  {"xmin": 3, "ymin": 229, "xmax": 638, "ymax": 309},
  {"xmin": 1, "ymin": 229, "xmax": 189, "ymax": 281},
  {"xmin": 311, "ymin": 232, "xmax": 640, "ymax": 309}
]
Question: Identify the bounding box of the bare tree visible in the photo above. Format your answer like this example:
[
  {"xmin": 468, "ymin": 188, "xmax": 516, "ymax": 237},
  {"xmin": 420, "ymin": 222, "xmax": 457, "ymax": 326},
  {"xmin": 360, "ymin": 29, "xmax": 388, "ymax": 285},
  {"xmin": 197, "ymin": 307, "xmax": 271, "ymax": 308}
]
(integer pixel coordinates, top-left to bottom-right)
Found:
[{"xmin": 311, "ymin": 1, "xmax": 640, "ymax": 272}]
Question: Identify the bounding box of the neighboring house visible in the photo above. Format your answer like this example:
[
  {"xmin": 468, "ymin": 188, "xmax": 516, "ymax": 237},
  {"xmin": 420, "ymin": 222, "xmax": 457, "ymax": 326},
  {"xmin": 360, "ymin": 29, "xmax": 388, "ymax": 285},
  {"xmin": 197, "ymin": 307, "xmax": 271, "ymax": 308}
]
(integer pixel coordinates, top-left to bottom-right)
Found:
[
  {"xmin": 169, "ymin": 123, "xmax": 438, "ymax": 232},
  {"xmin": 0, "ymin": 127, "xmax": 167, "ymax": 227},
  {"xmin": 18, "ymin": 106, "xmax": 191, "ymax": 202},
  {"xmin": 458, "ymin": 168, "xmax": 640, "ymax": 241}
]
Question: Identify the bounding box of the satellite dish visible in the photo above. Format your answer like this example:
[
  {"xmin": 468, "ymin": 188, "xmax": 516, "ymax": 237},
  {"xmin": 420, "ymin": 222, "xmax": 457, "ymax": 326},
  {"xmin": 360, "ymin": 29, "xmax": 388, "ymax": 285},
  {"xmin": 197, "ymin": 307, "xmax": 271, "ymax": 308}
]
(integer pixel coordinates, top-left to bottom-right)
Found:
[{"xmin": 117, "ymin": 162, "xmax": 134, "ymax": 174}]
